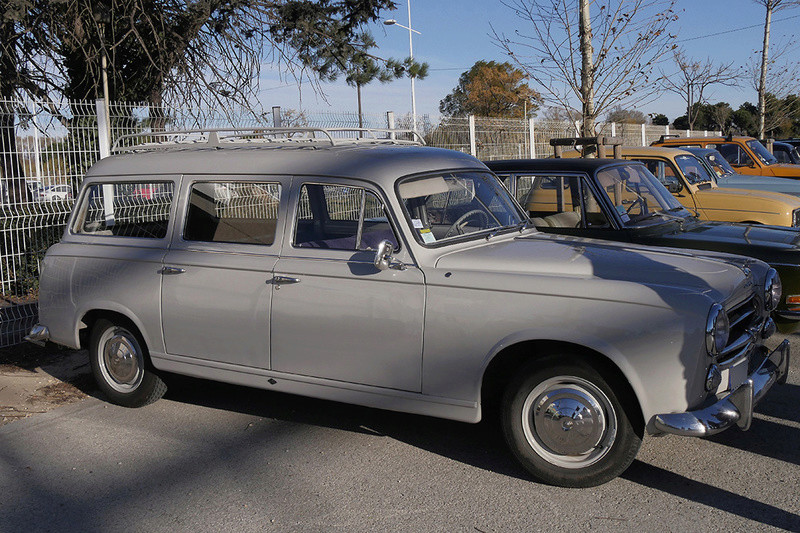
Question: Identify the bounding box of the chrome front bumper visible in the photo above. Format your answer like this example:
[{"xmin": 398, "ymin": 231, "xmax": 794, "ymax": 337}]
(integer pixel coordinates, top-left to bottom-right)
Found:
[
  {"xmin": 653, "ymin": 339, "xmax": 790, "ymax": 437},
  {"xmin": 24, "ymin": 323, "xmax": 50, "ymax": 347}
]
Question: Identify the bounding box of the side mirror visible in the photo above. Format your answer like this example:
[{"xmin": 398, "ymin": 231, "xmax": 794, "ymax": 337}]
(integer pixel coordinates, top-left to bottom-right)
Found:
[
  {"xmin": 667, "ymin": 181, "xmax": 683, "ymax": 194},
  {"xmin": 374, "ymin": 240, "xmax": 393, "ymax": 270}
]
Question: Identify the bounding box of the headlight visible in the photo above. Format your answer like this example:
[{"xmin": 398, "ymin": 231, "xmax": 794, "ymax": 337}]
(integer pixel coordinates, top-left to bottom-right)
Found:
[
  {"xmin": 706, "ymin": 303, "xmax": 729, "ymax": 357},
  {"xmin": 764, "ymin": 268, "xmax": 782, "ymax": 311}
]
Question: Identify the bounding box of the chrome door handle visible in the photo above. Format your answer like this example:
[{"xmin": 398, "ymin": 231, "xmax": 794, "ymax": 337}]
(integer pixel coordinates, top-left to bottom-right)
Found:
[
  {"xmin": 270, "ymin": 275, "xmax": 300, "ymax": 286},
  {"xmin": 160, "ymin": 266, "xmax": 186, "ymax": 275}
]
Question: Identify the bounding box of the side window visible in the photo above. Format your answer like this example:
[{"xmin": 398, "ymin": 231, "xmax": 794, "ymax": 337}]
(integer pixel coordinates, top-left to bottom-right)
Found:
[
  {"xmin": 634, "ymin": 159, "xmax": 680, "ymax": 188},
  {"xmin": 294, "ymin": 183, "xmax": 398, "ymax": 251},
  {"xmin": 516, "ymin": 175, "xmax": 609, "ymax": 229},
  {"xmin": 74, "ymin": 181, "xmax": 174, "ymax": 238},
  {"xmin": 184, "ymin": 182, "xmax": 280, "ymax": 245},
  {"xmin": 717, "ymin": 143, "xmax": 753, "ymax": 166},
  {"xmin": 774, "ymin": 148, "xmax": 790, "ymax": 164}
]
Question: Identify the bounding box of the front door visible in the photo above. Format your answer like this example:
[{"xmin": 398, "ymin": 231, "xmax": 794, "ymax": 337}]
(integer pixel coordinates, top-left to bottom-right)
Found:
[
  {"xmin": 161, "ymin": 179, "xmax": 285, "ymax": 369},
  {"xmin": 270, "ymin": 181, "xmax": 425, "ymax": 391}
]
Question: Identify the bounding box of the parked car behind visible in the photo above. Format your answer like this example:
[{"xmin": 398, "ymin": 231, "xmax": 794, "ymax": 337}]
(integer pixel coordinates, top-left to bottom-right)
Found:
[
  {"xmin": 487, "ymin": 157, "xmax": 800, "ymax": 332},
  {"xmin": 683, "ymin": 146, "xmax": 800, "ymax": 197},
  {"xmin": 653, "ymin": 135, "xmax": 800, "ymax": 179},
  {"xmin": 768, "ymin": 141, "xmax": 800, "ymax": 165},
  {"xmin": 39, "ymin": 184, "xmax": 73, "ymax": 202},
  {"xmin": 29, "ymin": 128, "xmax": 790, "ymax": 487},
  {"xmin": 567, "ymin": 146, "xmax": 800, "ymax": 227}
]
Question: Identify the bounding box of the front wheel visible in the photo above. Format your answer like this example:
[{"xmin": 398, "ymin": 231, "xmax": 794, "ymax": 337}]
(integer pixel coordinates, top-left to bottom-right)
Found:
[
  {"xmin": 502, "ymin": 359, "xmax": 642, "ymax": 487},
  {"xmin": 89, "ymin": 319, "xmax": 166, "ymax": 407}
]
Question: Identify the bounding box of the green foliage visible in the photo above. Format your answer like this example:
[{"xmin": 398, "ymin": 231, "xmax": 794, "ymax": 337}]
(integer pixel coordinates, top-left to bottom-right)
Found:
[{"xmin": 651, "ymin": 113, "xmax": 669, "ymax": 126}]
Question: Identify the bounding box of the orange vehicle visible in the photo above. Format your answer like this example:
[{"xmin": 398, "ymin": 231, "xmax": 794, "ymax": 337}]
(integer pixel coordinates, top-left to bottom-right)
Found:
[{"xmin": 653, "ymin": 135, "xmax": 800, "ymax": 179}]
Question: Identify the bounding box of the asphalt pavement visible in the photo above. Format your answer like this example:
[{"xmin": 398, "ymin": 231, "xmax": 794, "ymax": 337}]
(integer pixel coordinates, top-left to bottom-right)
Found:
[{"xmin": 1, "ymin": 336, "xmax": 798, "ymax": 533}]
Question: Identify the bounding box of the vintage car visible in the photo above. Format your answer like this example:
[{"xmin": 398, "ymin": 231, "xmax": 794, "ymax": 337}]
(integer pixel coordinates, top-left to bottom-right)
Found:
[
  {"xmin": 615, "ymin": 146, "xmax": 800, "ymax": 226},
  {"xmin": 769, "ymin": 141, "xmax": 800, "ymax": 165},
  {"xmin": 683, "ymin": 146, "xmax": 800, "ymax": 197},
  {"xmin": 28, "ymin": 128, "xmax": 789, "ymax": 488},
  {"xmin": 487, "ymin": 157, "xmax": 800, "ymax": 331},
  {"xmin": 653, "ymin": 135, "xmax": 800, "ymax": 179}
]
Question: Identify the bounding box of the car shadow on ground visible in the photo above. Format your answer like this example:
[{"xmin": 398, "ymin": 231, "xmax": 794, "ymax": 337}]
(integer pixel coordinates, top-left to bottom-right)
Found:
[
  {"xmin": 159, "ymin": 373, "xmax": 530, "ymax": 482},
  {"xmin": 621, "ymin": 461, "xmax": 800, "ymax": 530}
]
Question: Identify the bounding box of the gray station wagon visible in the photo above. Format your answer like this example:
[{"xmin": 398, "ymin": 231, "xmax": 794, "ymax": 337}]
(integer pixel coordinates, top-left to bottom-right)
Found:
[{"xmin": 28, "ymin": 128, "xmax": 790, "ymax": 487}]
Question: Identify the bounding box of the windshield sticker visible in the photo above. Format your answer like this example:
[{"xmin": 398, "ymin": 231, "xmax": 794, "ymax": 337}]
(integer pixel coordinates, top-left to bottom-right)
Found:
[
  {"xmin": 420, "ymin": 228, "xmax": 436, "ymax": 244},
  {"xmin": 412, "ymin": 218, "xmax": 424, "ymax": 229},
  {"xmin": 615, "ymin": 205, "xmax": 631, "ymax": 222}
]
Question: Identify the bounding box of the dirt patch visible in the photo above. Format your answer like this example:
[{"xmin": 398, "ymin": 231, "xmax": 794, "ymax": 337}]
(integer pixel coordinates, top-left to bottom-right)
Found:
[{"xmin": 0, "ymin": 343, "xmax": 94, "ymax": 426}]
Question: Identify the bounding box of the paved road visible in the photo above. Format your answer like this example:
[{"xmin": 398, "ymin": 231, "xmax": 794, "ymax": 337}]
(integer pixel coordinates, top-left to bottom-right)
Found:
[{"xmin": 1, "ymin": 336, "xmax": 799, "ymax": 533}]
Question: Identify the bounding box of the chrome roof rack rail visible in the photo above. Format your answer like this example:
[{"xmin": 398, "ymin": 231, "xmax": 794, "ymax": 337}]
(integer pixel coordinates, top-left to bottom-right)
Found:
[{"xmin": 111, "ymin": 127, "xmax": 425, "ymax": 153}]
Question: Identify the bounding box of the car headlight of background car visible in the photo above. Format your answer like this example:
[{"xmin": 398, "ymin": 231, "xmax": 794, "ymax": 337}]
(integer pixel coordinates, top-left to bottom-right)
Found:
[
  {"xmin": 764, "ymin": 268, "xmax": 781, "ymax": 311},
  {"xmin": 705, "ymin": 303, "xmax": 729, "ymax": 358}
]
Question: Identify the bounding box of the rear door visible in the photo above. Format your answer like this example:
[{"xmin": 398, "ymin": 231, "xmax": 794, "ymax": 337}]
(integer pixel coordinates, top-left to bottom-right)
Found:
[{"xmin": 161, "ymin": 177, "xmax": 286, "ymax": 369}]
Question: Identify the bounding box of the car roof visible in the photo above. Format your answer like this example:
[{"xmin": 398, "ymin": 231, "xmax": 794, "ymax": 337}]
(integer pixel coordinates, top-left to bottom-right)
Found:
[
  {"xmin": 620, "ymin": 146, "xmax": 695, "ymax": 158},
  {"xmin": 484, "ymin": 157, "xmax": 633, "ymax": 172},
  {"xmin": 85, "ymin": 144, "xmax": 487, "ymax": 188},
  {"xmin": 657, "ymin": 136, "xmax": 752, "ymax": 144}
]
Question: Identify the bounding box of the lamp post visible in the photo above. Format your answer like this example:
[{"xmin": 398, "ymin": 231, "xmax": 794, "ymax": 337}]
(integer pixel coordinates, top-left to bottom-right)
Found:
[{"xmin": 384, "ymin": 1, "xmax": 421, "ymax": 132}]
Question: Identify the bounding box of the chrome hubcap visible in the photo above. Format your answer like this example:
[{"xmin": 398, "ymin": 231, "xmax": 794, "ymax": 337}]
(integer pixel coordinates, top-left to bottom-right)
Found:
[
  {"xmin": 99, "ymin": 328, "xmax": 144, "ymax": 393},
  {"xmin": 521, "ymin": 376, "xmax": 617, "ymax": 469}
]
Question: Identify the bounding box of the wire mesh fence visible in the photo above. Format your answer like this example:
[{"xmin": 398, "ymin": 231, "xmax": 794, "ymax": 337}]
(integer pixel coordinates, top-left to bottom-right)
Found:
[{"xmin": 0, "ymin": 97, "xmax": 720, "ymax": 346}]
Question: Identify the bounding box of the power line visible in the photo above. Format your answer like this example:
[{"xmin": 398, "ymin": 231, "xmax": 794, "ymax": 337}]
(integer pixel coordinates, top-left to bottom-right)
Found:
[{"xmin": 682, "ymin": 13, "xmax": 800, "ymax": 42}]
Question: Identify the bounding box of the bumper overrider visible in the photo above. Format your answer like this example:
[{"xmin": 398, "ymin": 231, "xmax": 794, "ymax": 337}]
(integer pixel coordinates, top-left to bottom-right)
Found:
[{"xmin": 653, "ymin": 339, "xmax": 790, "ymax": 437}]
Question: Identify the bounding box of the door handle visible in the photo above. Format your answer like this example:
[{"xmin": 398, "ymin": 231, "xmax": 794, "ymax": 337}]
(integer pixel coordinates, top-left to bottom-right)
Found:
[
  {"xmin": 160, "ymin": 266, "xmax": 186, "ymax": 275},
  {"xmin": 270, "ymin": 275, "xmax": 300, "ymax": 286}
]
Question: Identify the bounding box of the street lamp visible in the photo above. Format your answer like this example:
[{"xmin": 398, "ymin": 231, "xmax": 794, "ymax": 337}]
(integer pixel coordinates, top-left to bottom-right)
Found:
[{"xmin": 384, "ymin": 1, "xmax": 421, "ymax": 132}]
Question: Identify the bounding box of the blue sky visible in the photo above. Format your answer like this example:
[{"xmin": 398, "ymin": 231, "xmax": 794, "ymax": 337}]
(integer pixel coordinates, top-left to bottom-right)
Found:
[{"xmin": 258, "ymin": 1, "xmax": 800, "ymax": 123}]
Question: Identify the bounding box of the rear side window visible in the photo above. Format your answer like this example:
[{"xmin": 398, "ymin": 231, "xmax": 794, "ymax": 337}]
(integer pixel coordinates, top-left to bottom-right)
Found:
[
  {"xmin": 74, "ymin": 182, "xmax": 174, "ymax": 238},
  {"xmin": 183, "ymin": 182, "xmax": 281, "ymax": 245}
]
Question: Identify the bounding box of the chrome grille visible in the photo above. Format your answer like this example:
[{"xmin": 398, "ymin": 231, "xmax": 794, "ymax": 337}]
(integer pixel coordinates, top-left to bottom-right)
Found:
[{"xmin": 719, "ymin": 295, "xmax": 762, "ymax": 367}]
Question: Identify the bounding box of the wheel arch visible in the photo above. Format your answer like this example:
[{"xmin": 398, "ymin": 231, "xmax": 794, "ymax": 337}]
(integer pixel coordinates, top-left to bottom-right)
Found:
[
  {"xmin": 480, "ymin": 339, "xmax": 645, "ymax": 435},
  {"xmin": 78, "ymin": 307, "xmax": 151, "ymax": 355}
]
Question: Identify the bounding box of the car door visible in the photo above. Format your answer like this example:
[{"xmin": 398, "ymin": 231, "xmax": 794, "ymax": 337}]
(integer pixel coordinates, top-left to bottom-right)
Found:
[
  {"xmin": 160, "ymin": 178, "xmax": 286, "ymax": 369},
  {"xmin": 270, "ymin": 179, "xmax": 425, "ymax": 392},
  {"xmin": 508, "ymin": 173, "xmax": 622, "ymax": 241}
]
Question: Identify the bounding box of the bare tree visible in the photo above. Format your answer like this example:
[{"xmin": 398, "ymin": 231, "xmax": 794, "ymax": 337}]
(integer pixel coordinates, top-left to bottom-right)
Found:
[
  {"xmin": 493, "ymin": 0, "xmax": 677, "ymax": 137},
  {"xmin": 754, "ymin": 0, "xmax": 800, "ymax": 138},
  {"xmin": 747, "ymin": 36, "xmax": 800, "ymax": 137},
  {"xmin": 660, "ymin": 50, "xmax": 741, "ymax": 131}
]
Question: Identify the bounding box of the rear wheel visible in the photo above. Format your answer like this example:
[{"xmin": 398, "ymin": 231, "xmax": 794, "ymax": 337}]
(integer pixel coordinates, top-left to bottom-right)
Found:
[
  {"xmin": 89, "ymin": 319, "xmax": 166, "ymax": 407},
  {"xmin": 502, "ymin": 359, "xmax": 641, "ymax": 487}
]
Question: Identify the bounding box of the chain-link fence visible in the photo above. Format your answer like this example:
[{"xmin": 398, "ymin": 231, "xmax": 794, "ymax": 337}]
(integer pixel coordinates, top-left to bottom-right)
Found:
[{"xmin": 0, "ymin": 97, "xmax": 719, "ymax": 346}]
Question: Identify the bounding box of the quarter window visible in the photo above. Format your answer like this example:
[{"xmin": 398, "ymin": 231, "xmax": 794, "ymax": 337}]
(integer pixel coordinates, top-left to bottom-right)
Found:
[
  {"xmin": 184, "ymin": 182, "xmax": 281, "ymax": 245},
  {"xmin": 74, "ymin": 182, "xmax": 174, "ymax": 238},
  {"xmin": 515, "ymin": 175, "xmax": 610, "ymax": 229},
  {"xmin": 294, "ymin": 183, "xmax": 398, "ymax": 251}
]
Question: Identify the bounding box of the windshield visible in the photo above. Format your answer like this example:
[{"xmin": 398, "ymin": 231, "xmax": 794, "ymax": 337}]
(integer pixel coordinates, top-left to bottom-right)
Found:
[
  {"xmin": 596, "ymin": 164, "xmax": 690, "ymax": 226},
  {"xmin": 703, "ymin": 150, "xmax": 736, "ymax": 177},
  {"xmin": 747, "ymin": 139, "xmax": 779, "ymax": 165},
  {"xmin": 674, "ymin": 154, "xmax": 715, "ymax": 184},
  {"xmin": 398, "ymin": 171, "xmax": 525, "ymax": 245}
]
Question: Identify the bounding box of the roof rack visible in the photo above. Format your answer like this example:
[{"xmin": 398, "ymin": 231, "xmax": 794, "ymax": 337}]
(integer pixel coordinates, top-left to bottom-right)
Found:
[
  {"xmin": 549, "ymin": 136, "xmax": 623, "ymax": 158},
  {"xmin": 656, "ymin": 133, "xmax": 680, "ymax": 144},
  {"xmin": 111, "ymin": 127, "xmax": 425, "ymax": 153}
]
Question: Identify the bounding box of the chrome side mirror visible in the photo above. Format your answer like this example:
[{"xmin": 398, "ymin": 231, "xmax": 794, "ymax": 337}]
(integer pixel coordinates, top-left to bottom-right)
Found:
[
  {"xmin": 374, "ymin": 240, "xmax": 394, "ymax": 270},
  {"xmin": 374, "ymin": 240, "xmax": 405, "ymax": 271}
]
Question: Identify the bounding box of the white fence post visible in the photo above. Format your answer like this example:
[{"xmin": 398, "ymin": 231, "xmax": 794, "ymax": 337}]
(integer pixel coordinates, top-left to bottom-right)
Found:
[
  {"xmin": 386, "ymin": 111, "xmax": 395, "ymax": 139},
  {"xmin": 529, "ymin": 117, "xmax": 536, "ymax": 158},
  {"xmin": 469, "ymin": 115, "xmax": 477, "ymax": 157},
  {"xmin": 641, "ymin": 124, "xmax": 646, "ymax": 146},
  {"xmin": 704, "ymin": 130, "xmax": 708, "ymax": 137},
  {"xmin": 665, "ymin": 125, "xmax": 670, "ymax": 136},
  {"xmin": 32, "ymin": 112, "xmax": 42, "ymax": 182},
  {"xmin": 272, "ymin": 106, "xmax": 282, "ymax": 128},
  {"xmin": 95, "ymin": 99, "xmax": 111, "ymax": 159},
  {"xmin": 611, "ymin": 122, "xmax": 616, "ymax": 138}
]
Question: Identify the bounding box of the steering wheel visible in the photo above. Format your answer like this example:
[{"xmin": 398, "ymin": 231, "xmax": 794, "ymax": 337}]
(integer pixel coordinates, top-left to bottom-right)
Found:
[
  {"xmin": 625, "ymin": 196, "xmax": 646, "ymax": 214},
  {"xmin": 443, "ymin": 209, "xmax": 490, "ymax": 238}
]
